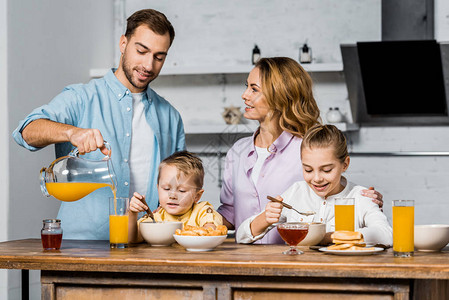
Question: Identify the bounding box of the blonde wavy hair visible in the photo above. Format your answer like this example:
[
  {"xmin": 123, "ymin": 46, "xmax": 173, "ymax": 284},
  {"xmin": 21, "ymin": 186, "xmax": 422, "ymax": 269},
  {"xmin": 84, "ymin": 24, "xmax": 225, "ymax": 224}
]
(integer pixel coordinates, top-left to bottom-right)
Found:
[{"xmin": 255, "ymin": 57, "xmax": 321, "ymax": 138}]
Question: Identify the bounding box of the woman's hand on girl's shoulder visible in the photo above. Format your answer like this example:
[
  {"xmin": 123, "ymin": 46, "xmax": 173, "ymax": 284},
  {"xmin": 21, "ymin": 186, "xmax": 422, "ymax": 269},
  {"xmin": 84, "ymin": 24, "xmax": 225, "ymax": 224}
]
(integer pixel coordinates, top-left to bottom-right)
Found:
[{"xmin": 361, "ymin": 187, "xmax": 383, "ymax": 210}]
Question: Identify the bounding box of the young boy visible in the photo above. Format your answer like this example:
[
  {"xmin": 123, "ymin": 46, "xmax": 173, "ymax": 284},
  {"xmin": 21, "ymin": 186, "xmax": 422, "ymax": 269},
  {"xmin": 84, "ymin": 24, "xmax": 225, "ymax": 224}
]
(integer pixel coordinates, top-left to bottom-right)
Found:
[{"xmin": 129, "ymin": 151, "xmax": 222, "ymax": 243}]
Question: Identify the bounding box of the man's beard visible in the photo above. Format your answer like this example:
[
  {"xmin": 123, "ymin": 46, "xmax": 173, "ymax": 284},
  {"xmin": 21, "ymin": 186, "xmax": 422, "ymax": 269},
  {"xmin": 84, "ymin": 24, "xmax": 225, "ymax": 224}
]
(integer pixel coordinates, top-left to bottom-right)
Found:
[{"xmin": 122, "ymin": 54, "xmax": 153, "ymax": 91}]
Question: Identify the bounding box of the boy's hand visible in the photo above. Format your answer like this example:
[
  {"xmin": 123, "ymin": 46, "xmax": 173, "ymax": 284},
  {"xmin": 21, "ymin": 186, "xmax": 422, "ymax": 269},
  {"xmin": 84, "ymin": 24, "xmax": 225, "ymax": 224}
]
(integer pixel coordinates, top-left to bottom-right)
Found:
[
  {"xmin": 265, "ymin": 196, "xmax": 283, "ymax": 225},
  {"xmin": 129, "ymin": 192, "xmax": 148, "ymax": 213}
]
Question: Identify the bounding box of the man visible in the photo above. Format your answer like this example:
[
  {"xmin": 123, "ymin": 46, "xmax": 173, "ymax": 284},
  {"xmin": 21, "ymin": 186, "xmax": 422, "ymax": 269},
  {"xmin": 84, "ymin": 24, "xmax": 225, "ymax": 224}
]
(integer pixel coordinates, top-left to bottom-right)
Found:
[{"xmin": 12, "ymin": 9, "xmax": 185, "ymax": 240}]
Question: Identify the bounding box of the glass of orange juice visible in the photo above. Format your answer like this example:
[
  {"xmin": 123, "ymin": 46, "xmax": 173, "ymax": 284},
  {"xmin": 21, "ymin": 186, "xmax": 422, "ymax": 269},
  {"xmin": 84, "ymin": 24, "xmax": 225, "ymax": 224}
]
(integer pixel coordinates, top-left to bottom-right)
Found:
[
  {"xmin": 109, "ymin": 197, "xmax": 129, "ymax": 249},
  {"xmin": 334, "ymin": 198, "xmax": 355, "ymax": 231},
  {"xmin": 393, "ymin": 200, "xmax": 414, "ymax": 257}
]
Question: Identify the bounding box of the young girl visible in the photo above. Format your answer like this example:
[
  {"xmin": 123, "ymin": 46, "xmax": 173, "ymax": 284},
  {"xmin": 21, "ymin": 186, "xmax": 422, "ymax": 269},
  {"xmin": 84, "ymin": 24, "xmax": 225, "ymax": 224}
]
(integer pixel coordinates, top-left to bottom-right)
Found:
[{"xmin": 236, "ymin": 124, "xmax": 393, "ymax": 246}]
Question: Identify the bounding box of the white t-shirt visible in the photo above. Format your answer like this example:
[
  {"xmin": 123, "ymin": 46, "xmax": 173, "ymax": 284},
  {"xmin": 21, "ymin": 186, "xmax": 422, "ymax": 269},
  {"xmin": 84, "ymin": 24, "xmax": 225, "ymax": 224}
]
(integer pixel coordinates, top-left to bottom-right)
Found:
[
  {"xmin": 129, "ymin": 92, "xmax": 154, "ymax": 199},
  {"xmin": 236, "ymin": 177, "xmax": 393, "ymax": 246},
  {"xmin": 251, "ymin": 146, "xmax": 271, "ymax": 185}
]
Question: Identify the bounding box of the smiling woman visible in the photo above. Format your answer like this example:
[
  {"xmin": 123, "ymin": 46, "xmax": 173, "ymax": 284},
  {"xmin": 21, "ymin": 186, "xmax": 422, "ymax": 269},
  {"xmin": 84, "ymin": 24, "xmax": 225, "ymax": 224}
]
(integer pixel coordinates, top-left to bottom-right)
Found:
[{"xmin": 217, "ymin": 57, "xmax": 321, "ymax": 244}]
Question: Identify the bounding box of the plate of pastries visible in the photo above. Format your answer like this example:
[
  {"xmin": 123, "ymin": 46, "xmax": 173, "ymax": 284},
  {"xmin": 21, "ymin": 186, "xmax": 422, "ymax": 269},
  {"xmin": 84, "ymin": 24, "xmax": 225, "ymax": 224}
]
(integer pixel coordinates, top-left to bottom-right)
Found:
[{"xmin": 319, "ymin": 231, "xmax": 385, "ymax": 255}]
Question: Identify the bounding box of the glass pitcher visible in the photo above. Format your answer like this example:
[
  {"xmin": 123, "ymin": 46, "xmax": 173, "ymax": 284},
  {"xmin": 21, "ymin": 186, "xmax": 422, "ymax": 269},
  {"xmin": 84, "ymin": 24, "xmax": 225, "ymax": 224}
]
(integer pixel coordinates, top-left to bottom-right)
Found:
[{"xmin": 40, "ymin": 142, "xmax": 117, "ymax": 202}]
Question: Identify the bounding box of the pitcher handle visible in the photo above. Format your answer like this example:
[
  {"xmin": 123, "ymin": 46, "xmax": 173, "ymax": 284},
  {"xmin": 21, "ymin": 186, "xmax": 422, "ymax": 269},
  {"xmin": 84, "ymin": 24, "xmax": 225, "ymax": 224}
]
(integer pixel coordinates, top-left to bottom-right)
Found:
[
  {"xmin": 69, "ymin": 141, "xmax": 112, "ymax": 158},
  {"xmin": 40, "ymin": 168, "xmax": 50, "ymax": 197},
  {"xmin": 103, "ymin": 141, "xmax": 112, "ymax": 158}
]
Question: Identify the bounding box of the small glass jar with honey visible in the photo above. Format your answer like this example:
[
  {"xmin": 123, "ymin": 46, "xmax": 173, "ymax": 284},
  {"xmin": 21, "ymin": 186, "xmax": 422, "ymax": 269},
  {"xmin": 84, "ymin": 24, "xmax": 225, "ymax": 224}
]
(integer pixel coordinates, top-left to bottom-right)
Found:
[{"xmin": 41, "ymin": 219, "xmax": 63, "ymax": 250}]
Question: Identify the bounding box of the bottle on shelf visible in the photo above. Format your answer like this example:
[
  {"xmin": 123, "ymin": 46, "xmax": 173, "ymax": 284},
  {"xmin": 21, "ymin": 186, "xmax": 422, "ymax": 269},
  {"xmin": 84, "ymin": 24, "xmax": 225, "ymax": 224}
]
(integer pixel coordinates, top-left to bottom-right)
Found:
[
  {"xmin": 300, "ymin": 43, "xmax": 312, "ymax": 64},
  {"xmin": 252, "ymin": 45, "xmax": 261, "ymax": 65}
]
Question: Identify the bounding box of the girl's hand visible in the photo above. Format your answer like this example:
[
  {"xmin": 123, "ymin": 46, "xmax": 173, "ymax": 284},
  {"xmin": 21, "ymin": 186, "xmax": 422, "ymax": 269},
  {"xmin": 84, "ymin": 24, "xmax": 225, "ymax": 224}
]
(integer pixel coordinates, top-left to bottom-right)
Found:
[
  {"xmin": 129, "ymin": 192, "xmax": 148, "ymax": 213},
  {"xmin": 362, "ymin": 186, "xmax": 383, "ymax": 210},
  {"xmin": 265, "ymin": 196, "xmax": 283, "ymax": 224}
]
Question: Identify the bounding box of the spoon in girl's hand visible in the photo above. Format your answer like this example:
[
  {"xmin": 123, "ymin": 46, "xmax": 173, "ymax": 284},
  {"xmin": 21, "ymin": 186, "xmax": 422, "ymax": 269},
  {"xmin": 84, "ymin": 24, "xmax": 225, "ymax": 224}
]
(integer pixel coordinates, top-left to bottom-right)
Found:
[{"xmin": 267, "ymin": 196, "xmax": 316, "ymax": 217}]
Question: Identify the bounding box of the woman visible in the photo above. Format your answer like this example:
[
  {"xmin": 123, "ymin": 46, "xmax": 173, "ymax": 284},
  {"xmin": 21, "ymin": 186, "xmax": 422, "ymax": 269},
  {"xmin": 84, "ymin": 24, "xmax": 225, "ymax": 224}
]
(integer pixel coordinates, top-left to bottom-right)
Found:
[{"xmin": 217, "ymin": 57, "xmax": 382, "ymax": 244}]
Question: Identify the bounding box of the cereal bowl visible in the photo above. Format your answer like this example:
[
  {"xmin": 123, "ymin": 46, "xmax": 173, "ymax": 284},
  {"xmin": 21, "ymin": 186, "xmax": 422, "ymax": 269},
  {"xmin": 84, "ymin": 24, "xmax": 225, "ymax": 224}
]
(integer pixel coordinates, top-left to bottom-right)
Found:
[
  {"xmin": 140, "ymin": 221, "xmax": 183, "ymax": 246},
  {"xmin": 173, "ymin": 234, "xmax": 227, "ymax": 251},
  {"xmin": 297, "ymin": 222, "xmax": 326, "ymax": 246},
  {"xmin": 414, "ymin": 224, "xmax": 449, "ymax": 252}
]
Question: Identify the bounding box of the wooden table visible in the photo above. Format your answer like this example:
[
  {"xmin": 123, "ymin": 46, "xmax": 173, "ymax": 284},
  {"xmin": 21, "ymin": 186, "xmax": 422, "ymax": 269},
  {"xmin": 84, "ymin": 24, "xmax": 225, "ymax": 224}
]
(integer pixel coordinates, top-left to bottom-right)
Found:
[{"xmin": 0, "ymin": 239, "xmax": 448, "ymax": 300}]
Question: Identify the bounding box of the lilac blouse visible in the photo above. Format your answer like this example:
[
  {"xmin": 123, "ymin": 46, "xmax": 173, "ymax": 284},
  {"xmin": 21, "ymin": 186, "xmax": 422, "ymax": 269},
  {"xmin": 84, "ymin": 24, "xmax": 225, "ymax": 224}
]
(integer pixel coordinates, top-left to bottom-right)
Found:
[{"xmin": 218, "ymin": 130, "xmax": 304, "ymax": 244}]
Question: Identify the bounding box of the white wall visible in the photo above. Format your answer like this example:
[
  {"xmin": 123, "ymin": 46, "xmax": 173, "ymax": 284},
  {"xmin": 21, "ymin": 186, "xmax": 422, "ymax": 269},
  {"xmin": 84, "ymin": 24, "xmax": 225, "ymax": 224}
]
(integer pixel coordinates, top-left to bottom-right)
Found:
[
  {"xmin": 0, "ymin": 0, "xmax": 9, "ymax": 297},
  {"xmin": 435, "ymin": 0, "xmax": 449, "ymax": 40},
  {"xmin": 4, "ymin": 1, "xmax": 449, "ymax": 299},
  {"xmin": 7, "ymin": 0, "xmax": 113, "ymax": 298},
  {"xmin": 125, "ymin": 0, "xmax": 381, "ymax": 67}
]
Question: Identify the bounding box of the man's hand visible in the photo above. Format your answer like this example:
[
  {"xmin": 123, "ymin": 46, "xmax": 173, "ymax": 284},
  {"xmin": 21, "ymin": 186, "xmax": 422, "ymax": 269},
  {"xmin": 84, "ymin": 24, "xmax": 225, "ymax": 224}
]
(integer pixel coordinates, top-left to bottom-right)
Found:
[
  {"xmin": 68, "ymin": 127, "xmax": 108, "ymax": 155},
  {"xmin": 22, "ymin": 119, "xmax": 109, "ymax": 156}
]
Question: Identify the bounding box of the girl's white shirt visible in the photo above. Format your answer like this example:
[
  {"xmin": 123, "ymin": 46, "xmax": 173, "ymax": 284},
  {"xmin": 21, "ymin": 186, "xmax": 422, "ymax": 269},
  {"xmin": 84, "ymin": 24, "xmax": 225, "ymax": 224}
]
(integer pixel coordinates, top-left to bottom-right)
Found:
[{"xmin": 236, "ymin": 177, "xmax": 393, "ymax": 246}]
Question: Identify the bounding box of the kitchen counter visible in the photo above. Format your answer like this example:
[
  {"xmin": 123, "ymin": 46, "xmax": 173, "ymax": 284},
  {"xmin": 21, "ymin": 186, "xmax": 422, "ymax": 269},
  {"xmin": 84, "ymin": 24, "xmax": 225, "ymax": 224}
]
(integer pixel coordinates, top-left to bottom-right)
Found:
[{"xmin": 0, "ymin": 239, "xmax": 448, "ymax": 299}]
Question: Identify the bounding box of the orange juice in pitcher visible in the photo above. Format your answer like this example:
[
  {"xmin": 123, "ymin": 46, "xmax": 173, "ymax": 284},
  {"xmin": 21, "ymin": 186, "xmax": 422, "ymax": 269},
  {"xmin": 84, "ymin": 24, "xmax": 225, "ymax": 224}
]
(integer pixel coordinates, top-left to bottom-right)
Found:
[
  {"xmin": 40, "ymin": 141, "xmax": 117, "ymax": 202},
  {"xmin": 45, "ymin": 182, "xmax": 114, "ymax": 202}
]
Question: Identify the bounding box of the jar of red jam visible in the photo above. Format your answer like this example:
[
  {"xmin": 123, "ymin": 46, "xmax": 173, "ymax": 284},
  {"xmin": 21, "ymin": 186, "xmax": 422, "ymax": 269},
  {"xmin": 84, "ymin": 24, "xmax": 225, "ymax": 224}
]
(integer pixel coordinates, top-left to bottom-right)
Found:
[{"xmin": 41, "ymin": 219, "xmax": 63, "ymax": 250}]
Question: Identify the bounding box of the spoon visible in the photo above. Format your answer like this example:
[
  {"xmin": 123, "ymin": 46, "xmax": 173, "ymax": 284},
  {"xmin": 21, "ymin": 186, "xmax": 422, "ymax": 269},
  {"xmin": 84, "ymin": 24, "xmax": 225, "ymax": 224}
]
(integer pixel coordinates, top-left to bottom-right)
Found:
[
  {"xmin": 267, "ymin": 196, "xmax": 316, "ymax": 216},
  {"xmin": 139, "ymin": 197, "xmax": 155, "ymax": 222}
]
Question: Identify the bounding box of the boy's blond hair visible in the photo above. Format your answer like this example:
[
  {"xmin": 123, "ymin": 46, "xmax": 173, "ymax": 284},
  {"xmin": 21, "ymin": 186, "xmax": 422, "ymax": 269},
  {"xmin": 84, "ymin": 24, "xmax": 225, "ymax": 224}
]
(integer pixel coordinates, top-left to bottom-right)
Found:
[
  {"xmin": 158, "ymin": 151, "xmax": 204, "ymax": 188},
  {"xmin": 301, "ymin": 124, "xmax": 348, "ymax": 163}
]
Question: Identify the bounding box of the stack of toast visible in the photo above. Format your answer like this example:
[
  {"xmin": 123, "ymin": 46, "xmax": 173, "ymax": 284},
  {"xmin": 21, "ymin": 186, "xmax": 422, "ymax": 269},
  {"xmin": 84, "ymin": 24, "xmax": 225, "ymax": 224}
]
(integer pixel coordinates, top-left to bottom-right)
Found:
[{"xmin": 327, "ymin": 231, "xmax": 374, "ymax": 251}]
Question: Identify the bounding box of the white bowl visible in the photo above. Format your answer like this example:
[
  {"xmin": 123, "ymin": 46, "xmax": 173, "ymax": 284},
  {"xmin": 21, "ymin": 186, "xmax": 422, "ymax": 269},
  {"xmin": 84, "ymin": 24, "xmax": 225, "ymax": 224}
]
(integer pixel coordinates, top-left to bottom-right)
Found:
[
  {"xmin": 298, "ymin": 222, "xmax": 326, "ymax": 246},
  {"xmin": 414, "ymin": 224, "xmax": 449, "ymax": 252},
  {"xmin": 173, "ymin": 234, "xmax": 227, "ymax": 251},
  {"xmin": 140, "ymin": 221, "xmax": 183, "ymax": 246}
]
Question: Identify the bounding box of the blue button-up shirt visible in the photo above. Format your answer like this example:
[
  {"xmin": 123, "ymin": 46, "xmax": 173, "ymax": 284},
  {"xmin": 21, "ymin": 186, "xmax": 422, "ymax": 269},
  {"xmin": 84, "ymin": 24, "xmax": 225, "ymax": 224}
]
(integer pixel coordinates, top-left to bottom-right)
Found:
[{"xmin": 12, "ymin": 69, "xmax": 185, "ymax": 240}]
